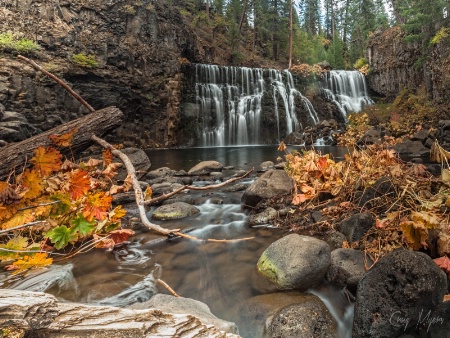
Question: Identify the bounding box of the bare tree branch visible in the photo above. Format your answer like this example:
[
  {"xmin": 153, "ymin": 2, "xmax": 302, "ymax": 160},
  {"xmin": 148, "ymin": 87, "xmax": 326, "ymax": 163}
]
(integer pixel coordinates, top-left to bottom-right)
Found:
[
  {"xmin": 0, "ymin": 220, "xmax": 47, "ymax": 235},
  {"xmin": 17, "ymin": 55, "xmax": 95, "ymax": 112}
]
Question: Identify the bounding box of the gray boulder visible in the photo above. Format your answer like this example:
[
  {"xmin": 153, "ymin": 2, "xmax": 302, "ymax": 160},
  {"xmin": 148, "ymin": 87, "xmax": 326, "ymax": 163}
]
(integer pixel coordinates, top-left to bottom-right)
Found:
[
  {"xmin": 129, "ymin": 294, "xmax": 238, "ymax": 334},
  {"xmin": 257, "ymin": 234, "xmax": 331, "ymax": 290},
  {"xmin": 147, "ymin": 167, "xmax": 175, "ymax": 179},
  {"xmin": 326, "ymin": 248, "xmax": 367, "ymax": 291},
  {"xmin": 352, "ymin": 250, "xmax": 447, "ymax": 338},
  {"xmin": 237, "ymin": 292, "xmax": 337, "ymax": 338},
  {"xmin": 248, "ymin": 207, "xmax": 278, "ymax": 226},
  {"xmin": 394, "ymin": 139, "xmax": 430, "ymax": 157},
  {"xmin": 339, "ymin": 212, "xmax": 375, "ymax": 242},
  {"xmin": 151, "ymin": 202, "xmax": 200, "ymax": 220},
  {"xmin": 188, "ymin": 161, "xmax": 224, "ymax": 175},
  {"xmin": 241, "ymin": 170, "xmax": 294, "ymax": 208},
  {"xmin": 259, "ymin": 161, "xmax": 275, "ymax": 172}
]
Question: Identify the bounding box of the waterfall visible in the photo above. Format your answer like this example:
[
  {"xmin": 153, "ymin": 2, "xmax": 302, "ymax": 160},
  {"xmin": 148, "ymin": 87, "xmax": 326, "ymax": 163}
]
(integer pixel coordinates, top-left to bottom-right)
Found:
[
  {"xmin": 194, "ymin": 64, "xmax": 318, "ymax": 146},
  {"xmin": 321, "ymin": 70, "xmax": 373, "ymax": 118}
]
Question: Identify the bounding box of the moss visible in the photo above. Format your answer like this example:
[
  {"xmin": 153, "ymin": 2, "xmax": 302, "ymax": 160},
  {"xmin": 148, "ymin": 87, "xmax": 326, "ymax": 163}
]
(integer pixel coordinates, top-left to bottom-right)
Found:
[
  {"xmin": 257, "ymin": 252, "xmax": 281, "ymax": 286},
  {"xmin": 152, "ymin": 211, "xmax": 186, "ymax": 220},
  {"xmin": 72, "ymin": 53, "xmax": 99, "ymax": 68},
  {"xmin": 0, "ymin": 32, "xmax": 40, "ymax": 54}
]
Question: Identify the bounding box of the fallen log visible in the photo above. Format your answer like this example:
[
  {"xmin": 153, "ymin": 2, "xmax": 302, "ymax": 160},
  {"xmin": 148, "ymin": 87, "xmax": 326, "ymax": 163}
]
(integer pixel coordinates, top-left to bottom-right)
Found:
[{"xmin": 0, "ymin": 106, "xmax": 124, "ymax": 180}]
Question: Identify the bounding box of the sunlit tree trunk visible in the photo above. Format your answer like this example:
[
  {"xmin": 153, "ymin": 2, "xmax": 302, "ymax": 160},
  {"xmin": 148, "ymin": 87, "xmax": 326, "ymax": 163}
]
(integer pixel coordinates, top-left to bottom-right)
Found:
[{"xmin": 289, "ymin": 0, "xmax": 293, "ymax": 68}]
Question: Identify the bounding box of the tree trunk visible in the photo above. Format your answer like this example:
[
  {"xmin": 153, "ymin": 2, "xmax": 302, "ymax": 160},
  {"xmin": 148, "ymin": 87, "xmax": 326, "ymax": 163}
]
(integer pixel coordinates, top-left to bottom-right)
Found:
[
  {"xmin": 289, "ymin": 0, "xmax": 293, "ymax": 69},
  {"xmin": 0, "ymin": 106, "xmax": 124, "ymax": 180}
]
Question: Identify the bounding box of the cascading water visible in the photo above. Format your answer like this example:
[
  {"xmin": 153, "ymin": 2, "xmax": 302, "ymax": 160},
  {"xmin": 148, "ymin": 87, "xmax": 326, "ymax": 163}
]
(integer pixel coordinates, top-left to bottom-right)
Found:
[
  {"xmin": 195, "ymin": 64, "xmax": 319, "ymax": 146},
  {"xmin": 321, "ymin": 70, "xmax": 373, "ymax": 118}
]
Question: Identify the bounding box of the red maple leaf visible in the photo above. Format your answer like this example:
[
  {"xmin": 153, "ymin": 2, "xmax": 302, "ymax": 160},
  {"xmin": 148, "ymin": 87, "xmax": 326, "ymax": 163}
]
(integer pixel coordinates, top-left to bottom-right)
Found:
[{"xmin": 68, "ymin": 170, "xmax": 91, "ymax": 200}]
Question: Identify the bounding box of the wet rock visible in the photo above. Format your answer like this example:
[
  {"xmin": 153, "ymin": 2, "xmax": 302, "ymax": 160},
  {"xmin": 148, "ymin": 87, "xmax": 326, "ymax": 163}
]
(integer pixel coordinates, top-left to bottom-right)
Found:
[
  {"xmin": 339, "ymin": 212, "xmax": 375, "ymax": 242},
  {"xmin": 284, "ymin": 131, "xmax": 304, "ymax": 145},
  {"xmin": 326, "ymin": 248, "xmax": 367, "ymax": 291},
  {"xmin": 357, "ymin": 128, "xmax": 382, "ymax": 145},
  {"xmin": 224, "ymin": 166, "xmax": 235, "ymax": 170},
  {"xmin": 241, "ymin": 170, "xmax": 294, "ymax": 208},
  {"xmin": 221, "ymin": 183, "xmax": 248, "ymax": 192},
  {"xmin": 162, "ymin": 195, "xmax": 196, "ymax": 205},
  {"xmin": 257, "ymin": 234, "xmax": 331, "ymax": 290},
  {"xmin": 237, "ymin": 292, "xmax": 337, "ymax": 338},
  {"xmin": 129, "ymin": 294, "xmax": 238, "ymax": 334},
  {"xmin": 112, "ymin": 191, "xmax": 135, "ymax": 205},
  {"xmin": 248, "ymin": 207, "xmax": 278, "ymax": 226},
  {"xmin": 210, "ymin": 171, "xmax": 225, "ymax": 180},
  {"xmin": 353, "ymin": 250, "xmax": 447, "ymax": 338},
  {"xmin": 233, "ymin": 169, "xmax": 247, "ymax": 177},
  {"xmin": 147, "ymin": 167, "xmax": 175, "ymax": 179},
  {"xmin": 259, "ymin": 161, "xmax": 275, "ymax": 172},
  {"xmin": 394, "ymin": 139, "xmax": 430, "ymax": 157},
  {"xmin": 115, "ymin": 148, "xmax": 151, "ymax": 181},
  {"xmin": 188, "ymin": 161, "xmax": 224, "ymax": 175},
  {"xmin": 151, "ymin": 202, "xmax": 200, "ymax": 220},
  {"xmin": 0, "ymin": 289, "xmax": 239, "ymax": 338},
  {"xmin": 411, "ymin": 129, "xmax": 430, "ymax": 143}
]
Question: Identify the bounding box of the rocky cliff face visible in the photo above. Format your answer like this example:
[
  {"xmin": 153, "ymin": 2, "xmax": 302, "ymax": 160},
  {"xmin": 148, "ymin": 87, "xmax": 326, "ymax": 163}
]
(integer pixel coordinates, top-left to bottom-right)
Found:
[
  {"xmin": 366, "ymin": 26, "xmax": 450, "ymax": 107},
  {"xmin": 0, "ymin": 0, "xmax": 202, "ymax": 148}
]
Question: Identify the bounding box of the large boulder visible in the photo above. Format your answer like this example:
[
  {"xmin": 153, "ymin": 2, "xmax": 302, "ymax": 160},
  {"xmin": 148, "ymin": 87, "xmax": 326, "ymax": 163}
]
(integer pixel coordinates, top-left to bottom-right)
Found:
[
  {"xmin": 241, "ymin": 170, "xmax": 294, "ymax": 208},
  {"xmin": 393, "ymin": 139, "xmax": 430, "ymax": 157},
  {"xmin": 352, "ymin": 250, "xmax": 447, "ymax": 338},
  {"xmin": 0, "ymin": 289, "xmax": 240, "ymax": 338},
  {"xmin": 129, "ymin": 294, "xmax": 238, "ymax": 334},
  {"xmin": 151, "ymin": 202, "xmax": 200, "ymax": 220},
  {"xmin": 257, "ymin": 234, "xmax": 331, "ymax": 290},
  {"xmin": 237, "ymin": 292, "xmax": 337, "ymax": 338},
  {"xmin": 188, "ymin": 161, "xmax": 224, "ymax": 175}
]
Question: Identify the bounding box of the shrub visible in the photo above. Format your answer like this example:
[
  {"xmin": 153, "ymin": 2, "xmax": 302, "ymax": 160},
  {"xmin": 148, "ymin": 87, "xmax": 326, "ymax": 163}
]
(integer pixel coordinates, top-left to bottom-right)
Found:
[
  {"xmin": 0, "ymin": 32, "xmax": 40, "ymax": 54},
  {"xmin": 72, "ymin": 53, "xmax": 99, "ymax": 68}
]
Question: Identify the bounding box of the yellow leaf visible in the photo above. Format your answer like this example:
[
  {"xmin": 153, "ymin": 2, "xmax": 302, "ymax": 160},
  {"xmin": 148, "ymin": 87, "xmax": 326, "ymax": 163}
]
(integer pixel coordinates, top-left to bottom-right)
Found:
[
  {"xmin": 30, "ymin": 146, "xmax": 62, "ymax": 176},
  {"xmin": 20, "ymin": 170, "xmax": 43, "ymax": 200},
  {"xmin": 144, "ymin": 186, "xmax": 153, "ymax": 200},
  {"xmin": 400, "ymin": 221, "xmax": 428, "ymax": 250},
  {"xmin": 11, "ymin": 253, "xmax": 53, "ymax": 274},
  {"xmin": 1, "ymin": 209, "xmax": 35, "ymax": 230},
  {"xmin": 411, "ymin": 211, "xmax": 439, "ymax": 229}
]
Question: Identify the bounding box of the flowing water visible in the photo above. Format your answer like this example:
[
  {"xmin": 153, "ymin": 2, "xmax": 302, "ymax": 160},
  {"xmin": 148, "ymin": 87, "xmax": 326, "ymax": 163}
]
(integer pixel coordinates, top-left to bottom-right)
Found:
[
  {"xmin": 0, "ymin": 146, "xmax": 354, "ymax": 337},
  {"xmin": 195, "ymin": 64, "xmax": 319, "ymax": 146},
  {"xmin": 320, "ymin": 70, "xmax": 374, "ymax": 118}
]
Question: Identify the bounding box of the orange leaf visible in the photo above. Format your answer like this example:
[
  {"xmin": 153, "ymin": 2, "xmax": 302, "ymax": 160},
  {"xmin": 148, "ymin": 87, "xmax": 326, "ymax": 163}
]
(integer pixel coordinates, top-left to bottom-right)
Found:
[
  {"xmin": 49, "ymin": 128, "xmax": 78, "ymax": 147},
  {"xmin": 20, "ymin": 170, "xmax": 43, "ymax": 199},
  {"xmin": 0, "ymin": 182, "xmax": 21, "ymax": 205},
  {"xmin": 31, "ymin": 146, "xmax": 62, "ymax": 176},
  {"xmin": 82, "ymin": 192, "xmax": 112, "ymax": 221},
  {"xmin": 444, "ymin": 294, "xmax": 450, "ymax": 302},
  {"xmin": 93, "ymin": 234, "xmax": 115, "ymax": 250},
  {"xmin": 317, "ymin": 156, "xmax": 328, "ymax": 171},
  {"xmin": 110, "ymin": 205, "xmax": 127, "ymax": 221},
  {"xmin": 102, "ymin": 163, "xmax": 122, "ymax": 178},
  {"xmin": 434, "ymin": 256, "xmax": 450, "ymax": 276},
  {"xmin": 144, "ymin": 186, "xmax": 153, "ymax": 200},
  {"xmin": 277, "ymin": 141, "xmax": 287, "ymax": 152},
  {"xmin": 102, "ymin": 149, "xmax": 113, "ymax": 167},
  {"xmin": 292, "ymin": 193, "xmax": 307, "ymax": 205},
  {"xmin": 68, "ymin": 170, "xmax": 91, "ymax": 200},
  {"xmin": 11, "ymin": 253, "xmax": 53, "ymax": 274},
  {"xmin": 109, "ymin": 229, "xmax": 134, "ymax": 245}
]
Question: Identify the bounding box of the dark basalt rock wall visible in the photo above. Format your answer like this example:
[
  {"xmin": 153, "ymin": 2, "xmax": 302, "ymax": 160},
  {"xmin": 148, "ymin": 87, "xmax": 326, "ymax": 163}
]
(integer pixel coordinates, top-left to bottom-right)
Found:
[
  {"xmin": 366, "ymin": 26, "xmax": 450, "ymax": 105},
  {"xmin": 0, "ymin": 0, "xmax": 201, "ymax": 148}
]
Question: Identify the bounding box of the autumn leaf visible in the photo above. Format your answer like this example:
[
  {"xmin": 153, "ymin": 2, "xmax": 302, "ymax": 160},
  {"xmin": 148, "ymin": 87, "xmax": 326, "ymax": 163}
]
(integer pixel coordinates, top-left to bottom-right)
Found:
[
  {"xmin": 49, "ymin": 128, "xmax": 78, "ymax": 147},
  {"xmin": 109, "ymin": 229, "xmax": 135, "ymax": 244},
  {"xmin": 0, "ymin": 236, "xmax": 29, "ymax": 260},
  {"xmin": 144, "ymin": 186, "xmax": 153, "ymax": 200},
  {"xmin": 30, "ymin": 146, "xmax": 62, "ymax": 176},
  {"xmin": 82, "ymin": 192, "xmax": 112, "ymax": 221},
  {"xmin": 434, "ymin": 256, "xmax": 450, "ymax": 277},
  {"xmin": 110, "ymin": 205, "xmax": 127, "ymax": 220},
  {"xmin": 102, "ymin": 163, "xmax": 122, "ymax": 178},
  {"xmin": 68, "ymin": 170, "xmax": 91, "ymax": 200},
  {"xmin": 400, "ymin": 221, "xmax": 428, "ymax": 250},
  {"xmin": 46, "ymin": 225, "xmax": 77, "ymax": 249},
  {"xmin": 50, "ymin": 193, "xmax": 72, "ymax": 215},
  {"xmin": 0, "ymin": 182, "xmax": 21, "ymax": 205},
  {"xmin": 277, "ymin": 141, "xmax": 287, "ymax": 152},
  {"xmin": 102, "ymin": 148, "xmax": 113, "ymax": 167},
  {"xmin": 60, "ymin": 159, "xmax": 78, "ymax": 171},
  {"xmin": 93, "ymin": 234, "xmax": 115, "ymax": 250},
  {"xmin": 70, "ymin": 214, "xmax": 95, "ymax": 236},
  {"xmin": 20, "ymin": 170, "xmax": 43, "ymax": 200},
  {"xmin": 411, "ymin": 211, "xmax": 440, "ymax": 229},
  {"xmin": 317, "ymin": 157, "xmax": 328, "ymax": 171},
  {"xmin": 10, "ymin": 253, "xmax": 53, "ymax": 274},
  {"xmin": 84, "ymin": 158, "xmax": 103, "ymax": 168},
  {"xmin": 1, "ymin": 209, "xmax": 35, "ymax": 230},
  {"xmin": 292, "ymin": 193, "xmax": 307, "ymax": 205}
]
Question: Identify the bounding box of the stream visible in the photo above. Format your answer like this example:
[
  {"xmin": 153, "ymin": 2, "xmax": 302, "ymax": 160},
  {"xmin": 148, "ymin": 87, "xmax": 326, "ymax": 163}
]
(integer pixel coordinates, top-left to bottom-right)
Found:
[{"xmin": 0, "ymin": 145, "xmax": 353, "ymax": 338}]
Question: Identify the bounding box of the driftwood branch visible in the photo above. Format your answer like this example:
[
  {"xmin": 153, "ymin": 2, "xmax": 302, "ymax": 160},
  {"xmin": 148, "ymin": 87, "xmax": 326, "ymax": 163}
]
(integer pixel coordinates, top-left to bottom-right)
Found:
[
  {"xmin": 17, "ymin": 55, "xmax": 95, "ymax": 112},
  {"xmin": 145, "ymin": 169, "xmax": 253, "ymax": 205}
]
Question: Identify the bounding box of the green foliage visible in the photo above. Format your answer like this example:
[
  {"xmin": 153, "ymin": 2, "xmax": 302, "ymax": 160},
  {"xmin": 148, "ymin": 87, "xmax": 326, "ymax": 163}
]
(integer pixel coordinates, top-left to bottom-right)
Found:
[
  {"xmin": 72, "ymin": 53, "xmax": 99, "ymax": 68},
  {"xmin": 121, "ymin": 4, "xmax": 136, "ymax": 15},
  {"xmin": 353, "ymin": 57, "xmax": 368, "ymax": 69},
  {"xmin": 0, "ymin": 32, "xmax": 39, "ymax": 54},
  {"xmin": 431, "ymin": 27, "xmax": 450, "ymax": 45},
  {"xmin": 70, "ymin": 214, "xmax": 96, "ymax": 236},
  {"xmin": 47, "ymin": 225, "xmax": 77, "ymax": 249}
]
